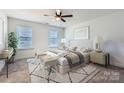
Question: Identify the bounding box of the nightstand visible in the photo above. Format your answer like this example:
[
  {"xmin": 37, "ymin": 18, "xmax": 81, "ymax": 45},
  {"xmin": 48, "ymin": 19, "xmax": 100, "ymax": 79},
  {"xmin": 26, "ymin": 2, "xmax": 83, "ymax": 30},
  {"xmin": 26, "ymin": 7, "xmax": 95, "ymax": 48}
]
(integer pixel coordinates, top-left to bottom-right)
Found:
[{"xmin": 90, "ymin": 51, "xmax": 109, "ymax": 67}]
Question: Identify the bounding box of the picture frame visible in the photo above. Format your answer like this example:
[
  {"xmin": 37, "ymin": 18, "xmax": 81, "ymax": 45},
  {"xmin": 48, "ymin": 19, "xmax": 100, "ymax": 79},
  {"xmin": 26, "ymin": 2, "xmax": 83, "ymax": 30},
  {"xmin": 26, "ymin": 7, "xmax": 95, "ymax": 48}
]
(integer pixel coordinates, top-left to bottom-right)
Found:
[{"xmin": 74, "ymin": 26, "xmax": 89, "ymax": 40}]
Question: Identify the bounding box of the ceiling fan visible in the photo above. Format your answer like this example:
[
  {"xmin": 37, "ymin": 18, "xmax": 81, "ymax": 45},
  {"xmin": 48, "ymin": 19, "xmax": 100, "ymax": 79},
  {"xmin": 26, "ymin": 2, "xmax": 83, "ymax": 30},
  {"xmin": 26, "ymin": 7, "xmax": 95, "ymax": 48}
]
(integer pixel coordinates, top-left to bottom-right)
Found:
[{"xmin": 44, "ymin": 10, "xmax": 73, "ymax": 22}]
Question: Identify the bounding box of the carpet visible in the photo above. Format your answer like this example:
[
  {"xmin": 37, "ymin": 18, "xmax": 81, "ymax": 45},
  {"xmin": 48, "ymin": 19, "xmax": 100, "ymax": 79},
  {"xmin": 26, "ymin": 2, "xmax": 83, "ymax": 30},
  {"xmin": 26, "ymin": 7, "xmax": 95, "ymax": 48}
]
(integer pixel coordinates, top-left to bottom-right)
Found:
[
  {"xmin": 27, "ymin": 58, "xmax": 100, "ymax": 83},
  {"xmin": 0, "ymin": 59, "xmax": 30, "ymax": 83},
  {"xmin": 0, "ymin": 58, "xmax": 123, "ymax": 83}
]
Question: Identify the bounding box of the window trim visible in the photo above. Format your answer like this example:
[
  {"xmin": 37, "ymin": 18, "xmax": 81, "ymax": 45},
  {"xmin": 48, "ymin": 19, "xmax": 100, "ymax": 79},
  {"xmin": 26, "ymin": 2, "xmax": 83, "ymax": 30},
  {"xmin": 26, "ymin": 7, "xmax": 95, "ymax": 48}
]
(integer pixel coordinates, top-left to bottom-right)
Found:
[{"xmin": 17, "ymin": 47, "xmax": 34, "ymax": 51}]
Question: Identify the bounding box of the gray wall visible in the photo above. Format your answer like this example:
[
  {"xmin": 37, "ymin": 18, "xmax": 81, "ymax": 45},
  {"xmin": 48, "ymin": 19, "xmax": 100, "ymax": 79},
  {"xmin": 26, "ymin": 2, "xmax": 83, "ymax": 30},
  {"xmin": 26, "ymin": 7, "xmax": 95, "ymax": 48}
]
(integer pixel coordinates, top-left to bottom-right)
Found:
[
  {"xmin": 8, "ymin": 17, "xmax": 65, "ymax": 59},
  {"xmin": 65, "ymin": 11, "xmax": 124, "ymax": 68}
]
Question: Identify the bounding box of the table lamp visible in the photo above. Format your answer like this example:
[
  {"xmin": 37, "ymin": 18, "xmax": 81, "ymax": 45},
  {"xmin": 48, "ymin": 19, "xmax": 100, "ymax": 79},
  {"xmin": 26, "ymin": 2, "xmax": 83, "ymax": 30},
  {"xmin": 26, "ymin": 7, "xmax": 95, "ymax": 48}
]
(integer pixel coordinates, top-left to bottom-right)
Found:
[{"xmin": 94, "ymin": 36, "xmax": 103, "ymax": 52}]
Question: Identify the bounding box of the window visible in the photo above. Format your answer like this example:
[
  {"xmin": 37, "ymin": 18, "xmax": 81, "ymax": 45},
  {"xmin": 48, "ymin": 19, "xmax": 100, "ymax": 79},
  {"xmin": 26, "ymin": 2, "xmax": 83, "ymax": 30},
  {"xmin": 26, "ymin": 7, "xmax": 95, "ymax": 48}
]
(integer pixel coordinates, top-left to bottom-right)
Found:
[
  {"xmin": 16, "ymin": 26, "xmax": 32, "ymax": 49},
  {"xmin": 48, "ymin": 31, "xmax": 59, "ymax": 47}
]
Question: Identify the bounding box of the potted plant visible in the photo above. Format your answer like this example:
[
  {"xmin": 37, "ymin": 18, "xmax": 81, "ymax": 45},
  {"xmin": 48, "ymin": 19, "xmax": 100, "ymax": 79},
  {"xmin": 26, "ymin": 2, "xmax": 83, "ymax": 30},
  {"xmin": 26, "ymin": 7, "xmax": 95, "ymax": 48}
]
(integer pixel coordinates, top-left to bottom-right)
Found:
[{"xmin": 8, "ymin": 32, "xmax": 18, "ymax": 62}]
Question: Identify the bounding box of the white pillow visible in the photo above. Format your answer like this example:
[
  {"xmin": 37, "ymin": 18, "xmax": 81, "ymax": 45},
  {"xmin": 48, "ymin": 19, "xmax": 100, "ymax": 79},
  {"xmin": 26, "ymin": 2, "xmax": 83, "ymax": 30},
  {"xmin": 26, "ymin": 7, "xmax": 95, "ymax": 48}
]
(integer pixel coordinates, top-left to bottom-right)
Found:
[
  {"xmin": 68, "ymin": 46, "xmax": 78, "ymax": 51},
  {"xmin": 80, "ymin": 48, "xmax": 92, "ymax": 53}
]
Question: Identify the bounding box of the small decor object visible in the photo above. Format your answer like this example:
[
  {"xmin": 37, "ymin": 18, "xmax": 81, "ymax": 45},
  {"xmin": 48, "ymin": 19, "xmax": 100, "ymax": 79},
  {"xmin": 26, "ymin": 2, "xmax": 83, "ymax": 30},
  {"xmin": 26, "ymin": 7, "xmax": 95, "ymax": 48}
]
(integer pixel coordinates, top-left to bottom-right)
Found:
[
  {"xmin": 74, "ymin": 26, "xmax": 89, "ymax": 40},
  {"xmin": 8, "ymin": 32, "xmax": 18, "ymax": 56}
]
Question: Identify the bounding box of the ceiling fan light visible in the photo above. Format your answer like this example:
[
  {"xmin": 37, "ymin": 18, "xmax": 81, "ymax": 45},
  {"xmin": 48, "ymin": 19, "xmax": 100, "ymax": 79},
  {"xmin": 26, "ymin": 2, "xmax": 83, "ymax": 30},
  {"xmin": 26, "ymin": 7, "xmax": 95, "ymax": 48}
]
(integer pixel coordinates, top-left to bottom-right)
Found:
[
  {"xmin": 56, "ymin": 10, "xmax": 60, "ymax": 15},
  {"xmin": 56, "ymin": 17, "xmax": 60, "ymax": 21}
]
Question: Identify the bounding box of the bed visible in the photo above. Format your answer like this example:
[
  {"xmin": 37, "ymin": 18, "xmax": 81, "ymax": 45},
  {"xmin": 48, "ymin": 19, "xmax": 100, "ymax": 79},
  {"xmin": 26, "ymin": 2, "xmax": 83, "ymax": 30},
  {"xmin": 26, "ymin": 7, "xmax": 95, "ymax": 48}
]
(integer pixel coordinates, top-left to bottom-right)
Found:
[{"xmin": 39, "ymin": 48, "xmax": 90, "ymax": 74}]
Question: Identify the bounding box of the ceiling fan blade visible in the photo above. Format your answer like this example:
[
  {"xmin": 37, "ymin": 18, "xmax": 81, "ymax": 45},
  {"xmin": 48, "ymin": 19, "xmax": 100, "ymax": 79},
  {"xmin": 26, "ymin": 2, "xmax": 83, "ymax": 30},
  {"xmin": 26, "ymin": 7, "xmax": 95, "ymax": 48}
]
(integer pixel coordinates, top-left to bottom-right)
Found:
[
  {"xmin": 61, "ymin": 18, "xmax": 66, "ymax": 22},
  {"xmin": 60, "ymin": 11, "xmax": 62, "ymax": 16},
  {"xmin": 61, "ymin": 15, "xmax": 73, "ymax": 17},
  {"xmin": 44, "ymin": 14, "xmax": 51, "ymax": 16},
  {"xmin": 56, "ymin": 12, "xmax": 58, "ymax": 17}
]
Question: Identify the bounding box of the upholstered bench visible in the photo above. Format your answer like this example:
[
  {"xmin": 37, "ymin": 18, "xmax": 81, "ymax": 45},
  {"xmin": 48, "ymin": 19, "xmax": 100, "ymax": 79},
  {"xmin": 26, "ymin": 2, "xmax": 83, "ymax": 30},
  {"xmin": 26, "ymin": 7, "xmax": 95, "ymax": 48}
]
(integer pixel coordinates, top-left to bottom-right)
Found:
[{"xmin": 38, "ymin": 53, "xmax": 58, "ymax": 79}]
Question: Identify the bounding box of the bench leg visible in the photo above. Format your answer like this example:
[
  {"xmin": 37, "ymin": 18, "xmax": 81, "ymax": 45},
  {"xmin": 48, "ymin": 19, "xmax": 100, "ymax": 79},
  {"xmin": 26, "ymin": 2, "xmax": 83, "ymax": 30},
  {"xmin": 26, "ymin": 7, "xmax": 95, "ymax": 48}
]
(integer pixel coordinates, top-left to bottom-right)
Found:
[
  {"xmin": 48, "ymin": 66, "xmax": 52, "ymax": 83},
  {"xmin": 5, "ymin": 62, "xmax": 8, "ymax": 78}
]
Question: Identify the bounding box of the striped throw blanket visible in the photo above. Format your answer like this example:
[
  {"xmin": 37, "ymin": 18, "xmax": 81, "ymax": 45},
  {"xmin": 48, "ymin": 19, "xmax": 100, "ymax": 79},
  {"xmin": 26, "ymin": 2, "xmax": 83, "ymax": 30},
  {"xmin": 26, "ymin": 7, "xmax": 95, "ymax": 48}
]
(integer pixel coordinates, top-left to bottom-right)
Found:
[{"xmin": 64, "ymin": 51, "xmax": 84, "ymax": 68}]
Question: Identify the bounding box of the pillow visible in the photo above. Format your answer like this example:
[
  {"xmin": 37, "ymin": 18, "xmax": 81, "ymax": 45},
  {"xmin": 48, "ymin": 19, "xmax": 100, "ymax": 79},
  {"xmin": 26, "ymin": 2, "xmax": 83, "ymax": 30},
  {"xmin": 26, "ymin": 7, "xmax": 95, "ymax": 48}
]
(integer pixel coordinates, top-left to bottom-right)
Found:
[
  {"xmin": 72, "ymin": 47, "xmax": 78, "ymax": 51},
  {"xmin": 58, "ymin": 52, "xmax": 67, "ymax": 57},
  {"xmin": 68, "ymin": 46, "xmax": 78, "ymax": 51},
  {"xmin": 58, "ymin": 46, "xmax": 64, "ymax": 50},
  {"xmin": 80, "ymin": 48, "xmax": 86, "ymax": 52},
  {"xmin": 80, "ymin": 48, "xmax": 92, "ymax": 53},
  {"xmin": 58, "ymin": 46, "xmax": 68, "ymax": 50}
]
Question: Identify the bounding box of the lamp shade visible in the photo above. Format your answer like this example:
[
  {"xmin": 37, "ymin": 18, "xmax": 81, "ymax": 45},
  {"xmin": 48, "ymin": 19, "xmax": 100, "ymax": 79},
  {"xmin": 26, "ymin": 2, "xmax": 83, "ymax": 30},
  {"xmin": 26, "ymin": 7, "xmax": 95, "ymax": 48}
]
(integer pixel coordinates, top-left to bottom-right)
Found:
[
  {"xmin": 94, "ymin": 36, "xmax": 103, "ymax": 50},
  {"xmin": 94, "ymin": 36, "xmax": 103, "ymax": 43},
  {"xmin": 61, "ymin": 38, "xmax": 66, "ymax": 43}
]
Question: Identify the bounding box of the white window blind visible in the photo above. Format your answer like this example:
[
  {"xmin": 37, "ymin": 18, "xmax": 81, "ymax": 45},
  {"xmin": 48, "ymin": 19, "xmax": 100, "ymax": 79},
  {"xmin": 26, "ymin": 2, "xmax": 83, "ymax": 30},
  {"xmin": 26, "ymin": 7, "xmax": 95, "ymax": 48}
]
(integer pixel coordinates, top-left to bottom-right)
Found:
[
  {"xmin": 48, "ymin": 31, "xmax": 59, "ymax": 47},
  {"xmin": 16, "ymin": 26, "xmax": 32, "ymax": 49}
]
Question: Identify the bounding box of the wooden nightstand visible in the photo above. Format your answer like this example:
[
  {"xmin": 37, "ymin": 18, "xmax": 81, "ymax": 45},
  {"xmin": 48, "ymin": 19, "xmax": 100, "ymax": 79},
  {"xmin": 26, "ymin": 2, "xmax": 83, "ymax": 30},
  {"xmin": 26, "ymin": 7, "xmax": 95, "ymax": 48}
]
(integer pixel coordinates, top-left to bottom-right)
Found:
[{"xmin": 90, "ymin": 51, "xmax": 109, "ymax": 67}]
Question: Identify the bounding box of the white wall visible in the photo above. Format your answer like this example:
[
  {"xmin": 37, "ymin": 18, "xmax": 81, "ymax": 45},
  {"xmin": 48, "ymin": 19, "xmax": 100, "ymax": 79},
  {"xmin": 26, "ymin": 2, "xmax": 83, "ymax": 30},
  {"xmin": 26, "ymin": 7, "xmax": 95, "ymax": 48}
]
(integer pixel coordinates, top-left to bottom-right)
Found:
[
  {"xmin": 8, "ymin": 18, "xmax": 64, "ymax": 59},
  {"xmin": 0, "ymin": 10, "xmax": 8, "ymax": 71},
  {"xmin": 65, "ymin": 11, "xmax": 124, "ymax": 68},
  {"xmin": 0, "ymin": 10, "xmax": 8, "ymax": 51}
]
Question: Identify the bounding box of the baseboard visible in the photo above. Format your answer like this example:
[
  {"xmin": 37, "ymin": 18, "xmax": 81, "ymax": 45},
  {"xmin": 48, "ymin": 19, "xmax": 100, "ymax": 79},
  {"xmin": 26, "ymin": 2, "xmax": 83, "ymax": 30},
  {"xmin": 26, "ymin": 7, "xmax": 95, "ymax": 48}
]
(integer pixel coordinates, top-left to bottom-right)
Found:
[{"xmin": 15, "ymin": 57, "xmax": 34, "ymax": 61}]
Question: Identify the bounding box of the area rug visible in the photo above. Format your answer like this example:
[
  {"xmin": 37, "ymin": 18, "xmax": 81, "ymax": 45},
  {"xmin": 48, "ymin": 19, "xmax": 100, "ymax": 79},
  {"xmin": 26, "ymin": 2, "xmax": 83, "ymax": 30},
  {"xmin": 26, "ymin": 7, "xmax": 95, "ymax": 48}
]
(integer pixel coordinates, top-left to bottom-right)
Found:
[{"xmin": 27, "ymin": 58, "xmax": 100, "ymax": 83}]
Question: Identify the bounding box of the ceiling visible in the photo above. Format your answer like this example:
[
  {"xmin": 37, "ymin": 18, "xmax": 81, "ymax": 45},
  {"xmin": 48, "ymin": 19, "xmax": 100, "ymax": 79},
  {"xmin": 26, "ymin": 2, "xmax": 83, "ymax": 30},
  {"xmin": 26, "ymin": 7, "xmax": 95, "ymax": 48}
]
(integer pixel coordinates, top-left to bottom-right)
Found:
[{"xmin": 3, "ymin": 9, "xmax": 121, "ymax": 28}]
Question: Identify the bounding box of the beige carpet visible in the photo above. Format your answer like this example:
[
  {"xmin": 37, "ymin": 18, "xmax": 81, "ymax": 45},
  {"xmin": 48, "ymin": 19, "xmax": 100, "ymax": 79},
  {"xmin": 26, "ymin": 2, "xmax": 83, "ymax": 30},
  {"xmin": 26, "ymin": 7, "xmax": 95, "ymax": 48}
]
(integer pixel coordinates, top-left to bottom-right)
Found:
[
  {"xmin": 0, "ymin": 58, "xmax": 124, "ymax": 83},
  {"xmin": 0, "ymin": 59, "xmax": 30, "ymax": 83},
  {"xmin": 28, "ymin": 58, "xmax": 124, "ymax": 83}
]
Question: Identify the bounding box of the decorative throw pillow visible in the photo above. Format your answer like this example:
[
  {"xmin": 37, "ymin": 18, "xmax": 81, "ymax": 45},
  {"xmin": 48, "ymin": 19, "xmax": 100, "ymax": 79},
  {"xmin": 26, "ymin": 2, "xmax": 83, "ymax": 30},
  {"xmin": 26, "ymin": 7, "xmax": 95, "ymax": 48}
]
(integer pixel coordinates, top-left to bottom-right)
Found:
[
  {"xmin": 72, "ymin": 46, "xmax": 78, "ymax": 51},
  {"xmin": 80, "ymin": 48, "xmax": 86, "ymax": 52},
  {"xmin": 68, "ymin": 46, "xmax": 78, "ymax": 51},
  {"xmin": 80, "ymin": 48, "xmax": 92, "ymax": 53}
]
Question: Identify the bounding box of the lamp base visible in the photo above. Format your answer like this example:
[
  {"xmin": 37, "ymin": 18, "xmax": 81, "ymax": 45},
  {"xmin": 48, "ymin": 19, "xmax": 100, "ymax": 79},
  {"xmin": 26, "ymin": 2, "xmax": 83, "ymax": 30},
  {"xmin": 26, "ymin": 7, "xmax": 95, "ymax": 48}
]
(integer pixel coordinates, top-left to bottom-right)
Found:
[{"xmin": 95, "ymin": 49, "xmax": 102, "ymax": 53}]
